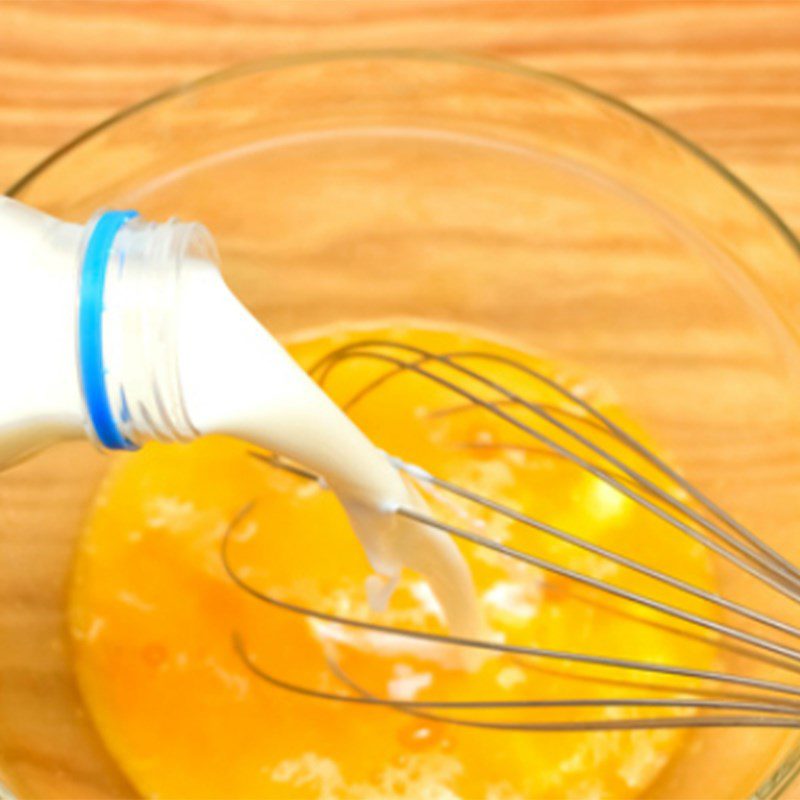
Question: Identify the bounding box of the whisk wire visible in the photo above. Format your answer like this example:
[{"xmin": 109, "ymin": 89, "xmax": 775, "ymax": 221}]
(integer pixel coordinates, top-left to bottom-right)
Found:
[
  {"xmin": 231, "ymin": 634, "xmax": 800, "ymax": 732},
  {"xmin": 222, "ymin": 494, "xmax": 800, "ymax": 701},
  {"xmin": 227, "ymin": 339, "xmax": 800, "ymax": 731},
  {"xmin": 313, "ymin": 342, "xmax": 800, "ymax": 596}
]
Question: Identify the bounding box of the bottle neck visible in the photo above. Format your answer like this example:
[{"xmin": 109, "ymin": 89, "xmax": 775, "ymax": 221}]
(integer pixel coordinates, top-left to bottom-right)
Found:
[{"xmin": 78, "ymin": 210, "xmax": 219, "ymax": 450}]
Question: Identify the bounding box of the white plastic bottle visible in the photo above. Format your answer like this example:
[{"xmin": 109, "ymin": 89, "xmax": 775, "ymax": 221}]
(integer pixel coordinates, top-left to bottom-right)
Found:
[{"xmin": 0, "ymin": 197, "xmax": 480, "ymax": 639}]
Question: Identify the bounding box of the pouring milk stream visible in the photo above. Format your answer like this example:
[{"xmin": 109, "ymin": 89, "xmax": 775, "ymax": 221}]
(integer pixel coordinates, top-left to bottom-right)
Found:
[{"xmin": 0, "ymin": 198, "xmax": 480, "ymax": 639}]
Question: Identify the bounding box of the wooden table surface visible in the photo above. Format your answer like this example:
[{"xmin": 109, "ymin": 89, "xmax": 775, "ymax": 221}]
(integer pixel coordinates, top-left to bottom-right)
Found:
[
  {"xmin": 1, "ymin": 0, "xmax": 799, "ymax": 240},
  {"xmin": 0, "ymin": 2, "xmax": 800, "ymax": 799}
]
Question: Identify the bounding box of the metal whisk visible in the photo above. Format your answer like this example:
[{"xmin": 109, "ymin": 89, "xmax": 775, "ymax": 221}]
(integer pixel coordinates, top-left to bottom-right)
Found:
[{"xmin": 221, "ymin": 339, "xmax": 800, "ymax": 732}]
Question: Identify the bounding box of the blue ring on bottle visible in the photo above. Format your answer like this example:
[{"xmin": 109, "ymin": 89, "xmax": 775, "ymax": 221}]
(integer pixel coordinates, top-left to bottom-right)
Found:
[{"xmin": 79, "ymin": 209, "xmax": 139, "ymax": 450}]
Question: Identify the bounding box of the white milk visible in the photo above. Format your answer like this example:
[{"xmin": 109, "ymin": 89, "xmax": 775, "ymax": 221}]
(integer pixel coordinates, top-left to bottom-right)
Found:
[
  {"xmin": 177, "ymin": 260, "xmax": 481, "ymax": 637},
  {"xmin": 0, "ymin": 198, "xmax": 481, "ymax": 640}
]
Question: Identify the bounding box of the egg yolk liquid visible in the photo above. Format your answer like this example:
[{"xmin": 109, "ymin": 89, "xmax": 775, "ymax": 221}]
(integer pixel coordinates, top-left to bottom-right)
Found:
[{"xmin": 70, "ymin": 325, "xmax": 717, "ymax": 799}]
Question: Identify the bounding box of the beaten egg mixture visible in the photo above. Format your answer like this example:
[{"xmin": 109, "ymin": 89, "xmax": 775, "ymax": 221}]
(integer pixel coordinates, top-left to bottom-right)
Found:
[{"xmin": 70, "ymin": 326, "xmax": 716, "ymax": 799}]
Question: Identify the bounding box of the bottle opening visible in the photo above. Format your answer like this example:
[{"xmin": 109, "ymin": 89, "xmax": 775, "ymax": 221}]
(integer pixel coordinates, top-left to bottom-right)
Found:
[{"xmin": 78, "ymin": 210, "xmax": 216, "ymax": 450}]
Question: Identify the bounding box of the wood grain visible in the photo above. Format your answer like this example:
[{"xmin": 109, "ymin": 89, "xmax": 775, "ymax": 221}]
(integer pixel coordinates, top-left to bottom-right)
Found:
[
  {"xmin": 0, "ymin": 0, "xmax": 799, "ymax": 238},
  {"xmin": 0, "ymin": 3, "xmax": 799, "ymax": 799}
]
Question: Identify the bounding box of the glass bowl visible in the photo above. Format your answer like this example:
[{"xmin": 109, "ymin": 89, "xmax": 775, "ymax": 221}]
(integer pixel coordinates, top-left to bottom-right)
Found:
[{"xmin": 4, "ymin": 51, "xmax": 800, "ymax": 799}]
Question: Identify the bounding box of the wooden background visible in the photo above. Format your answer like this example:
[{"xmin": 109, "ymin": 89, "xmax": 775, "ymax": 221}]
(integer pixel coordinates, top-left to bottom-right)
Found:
[
  {"xmin": 0, "ymin": 0, "xmax": 799, "ymax": 240},
  {"xmin": 0, "ymin": 2, "xmax": 799, "ymax": 798}
]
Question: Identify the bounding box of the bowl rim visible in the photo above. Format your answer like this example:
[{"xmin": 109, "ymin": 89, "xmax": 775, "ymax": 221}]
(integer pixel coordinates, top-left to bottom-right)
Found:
[
  {"xmin": 6, "ymin": 48, "xmax": 800, "ymax": 266},
  {"xmin": 3, "ymin": 49, "xmax": 800, "ymax": 800}
]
